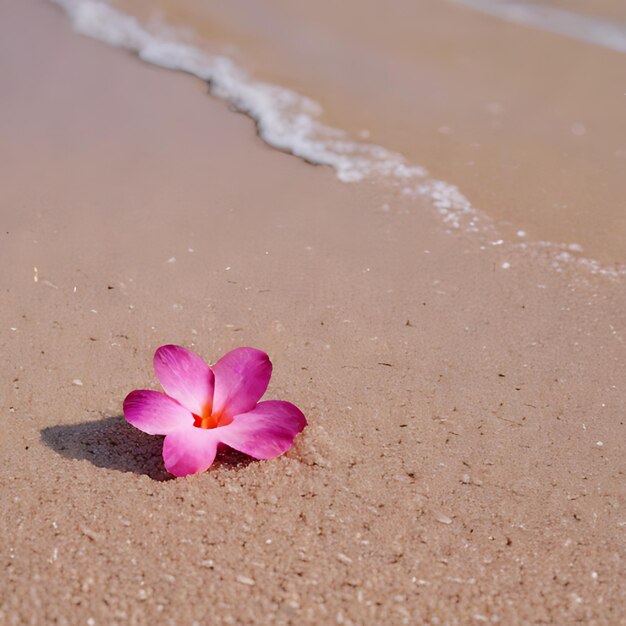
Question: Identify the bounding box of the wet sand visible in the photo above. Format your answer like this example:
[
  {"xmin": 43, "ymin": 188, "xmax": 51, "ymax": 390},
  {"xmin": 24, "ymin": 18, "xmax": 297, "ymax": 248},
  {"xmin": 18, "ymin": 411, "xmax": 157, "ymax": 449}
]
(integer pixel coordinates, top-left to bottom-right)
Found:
[
  {"xmin": 1, "ymin": 1, "xmax": 625, "ymax": 624},
  {"xmin": 549, "ymin": 0, "xmax": 626, "ymax": 22},
  {"xmin": 115, "ymin": 0, "xmax": 626, "ymax": 266}
]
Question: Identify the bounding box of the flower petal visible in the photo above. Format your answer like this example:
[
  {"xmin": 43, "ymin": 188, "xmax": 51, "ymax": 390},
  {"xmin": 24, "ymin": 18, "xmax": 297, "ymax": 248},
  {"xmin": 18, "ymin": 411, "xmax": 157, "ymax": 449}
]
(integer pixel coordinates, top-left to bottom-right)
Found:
[
  {"xmin": 211, "ymin": 347, "xmax": 272, "ymax": 417},
  {"xmin": 123, "ymin": 390, "xmax": 192, "ymax": 435},
  {"xmin": 162, "ymin": 428, "xmax": 218, "ymax": 477},
  {"xmin": 154, "ymin": 345, "xmax": 214, "ymax": 416},
  {"xmin": 216, "ymin": 400, "xmax": 307, "ymax": 459}
]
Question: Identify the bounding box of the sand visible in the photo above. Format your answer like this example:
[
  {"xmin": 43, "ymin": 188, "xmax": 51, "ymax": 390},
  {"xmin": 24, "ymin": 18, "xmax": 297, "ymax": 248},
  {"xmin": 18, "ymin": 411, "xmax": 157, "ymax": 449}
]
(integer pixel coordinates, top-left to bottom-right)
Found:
[{"xmin": 1, "ymin": 1, "xmax": 625, "ymax": 624}]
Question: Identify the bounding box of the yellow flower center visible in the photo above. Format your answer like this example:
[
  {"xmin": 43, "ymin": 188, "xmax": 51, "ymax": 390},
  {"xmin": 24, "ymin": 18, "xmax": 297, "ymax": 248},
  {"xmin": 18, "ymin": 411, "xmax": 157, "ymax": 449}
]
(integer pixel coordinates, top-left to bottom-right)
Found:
[{"xmin": 193, "ymin": 406, "xmax": 233, "ymax": 429}]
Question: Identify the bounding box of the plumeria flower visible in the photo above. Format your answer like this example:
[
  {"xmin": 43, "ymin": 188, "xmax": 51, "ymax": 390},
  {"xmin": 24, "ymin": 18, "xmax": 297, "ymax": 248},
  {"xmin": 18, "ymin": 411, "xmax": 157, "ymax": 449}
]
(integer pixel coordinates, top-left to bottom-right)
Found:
[{"xmin": 123, "ymin": 345, "xmax": 307, "ymax": 477}]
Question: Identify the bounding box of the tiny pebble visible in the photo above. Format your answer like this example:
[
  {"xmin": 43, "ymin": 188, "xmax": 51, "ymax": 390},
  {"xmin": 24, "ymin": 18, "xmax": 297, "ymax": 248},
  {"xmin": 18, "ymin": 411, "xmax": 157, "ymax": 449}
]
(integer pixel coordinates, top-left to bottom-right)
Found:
[
  {"xmin": 236, "ymin": 575, "xmax": 256, "ymax": 586},
  {"xmin": 336, "ymin": 552, "xmax": 353, "ymax": 564},
  {"xmin": 72, "ymin": 379, "xmax": 83, "ymax": 386},
  {"xmin": 435, "ymin": 513, "xmax": 453, "ymax": 524}
]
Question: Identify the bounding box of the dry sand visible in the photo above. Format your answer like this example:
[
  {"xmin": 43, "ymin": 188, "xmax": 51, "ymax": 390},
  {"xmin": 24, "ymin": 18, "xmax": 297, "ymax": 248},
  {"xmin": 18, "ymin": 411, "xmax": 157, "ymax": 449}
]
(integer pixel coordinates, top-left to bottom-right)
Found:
[{"xmin": 1, "ymin": 1, "xmax": 625, "ymax": 624}]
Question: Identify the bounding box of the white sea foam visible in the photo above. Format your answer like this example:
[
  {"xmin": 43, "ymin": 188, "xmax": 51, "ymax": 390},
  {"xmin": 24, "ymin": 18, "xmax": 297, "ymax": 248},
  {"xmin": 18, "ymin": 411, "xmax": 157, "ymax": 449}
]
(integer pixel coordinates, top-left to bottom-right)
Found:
[
  {"xmin": 51, "ymin": 0, "xmax": 624, "ymax": 278},
  {"xmin": 450, "ymin": 0, "xmax": 626, "ymax": 54}
]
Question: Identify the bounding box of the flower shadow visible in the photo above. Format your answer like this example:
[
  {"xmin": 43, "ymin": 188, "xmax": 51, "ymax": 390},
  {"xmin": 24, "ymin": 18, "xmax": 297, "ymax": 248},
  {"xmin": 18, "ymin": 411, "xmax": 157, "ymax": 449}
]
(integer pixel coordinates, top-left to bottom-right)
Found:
[{"xmin": 40, "ymin": 416, "xmax": 255, "ymax": 481}]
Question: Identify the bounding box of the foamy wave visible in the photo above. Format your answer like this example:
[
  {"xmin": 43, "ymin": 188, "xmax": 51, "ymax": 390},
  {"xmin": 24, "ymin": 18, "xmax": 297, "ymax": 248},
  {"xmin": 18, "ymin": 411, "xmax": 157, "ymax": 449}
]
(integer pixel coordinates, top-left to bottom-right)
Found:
[
  {"xmin": 52, "ymin": 0, "xmax": 624, "ymax": 278},
  {"xmin": 450, "ymin": 0, "xmax": 626, "ymax": 55}
]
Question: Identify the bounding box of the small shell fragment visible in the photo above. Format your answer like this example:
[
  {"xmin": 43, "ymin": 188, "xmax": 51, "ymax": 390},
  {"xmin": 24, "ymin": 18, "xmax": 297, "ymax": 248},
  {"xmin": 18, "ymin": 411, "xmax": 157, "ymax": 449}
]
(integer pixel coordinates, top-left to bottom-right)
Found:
[{"xmin": 80, "ymin": 526, "xmax": 101, "ymax": 542}]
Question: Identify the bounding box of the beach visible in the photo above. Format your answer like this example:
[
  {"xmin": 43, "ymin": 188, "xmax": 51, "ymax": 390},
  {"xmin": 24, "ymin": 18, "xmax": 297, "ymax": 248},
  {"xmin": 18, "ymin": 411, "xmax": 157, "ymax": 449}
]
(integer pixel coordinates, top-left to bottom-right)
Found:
[{"xmin": 1, "ymin": 0, "xmax": 625, "ymax": 624}]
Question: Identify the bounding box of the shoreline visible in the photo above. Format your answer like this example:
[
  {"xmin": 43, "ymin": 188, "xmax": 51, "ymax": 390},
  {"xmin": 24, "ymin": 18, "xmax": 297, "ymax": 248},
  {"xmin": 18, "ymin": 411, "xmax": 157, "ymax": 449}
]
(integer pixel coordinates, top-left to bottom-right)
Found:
[
  {"xmin": 53, "ymin": 0, "xmax": 626, "ymax": 276},
  {"xmin": 1, "ymin": 0, "xmax": 625, "ymax": 623},
  {"xmin": 101, "ymin": 0, "xmax": 626, "ymax": 266}
]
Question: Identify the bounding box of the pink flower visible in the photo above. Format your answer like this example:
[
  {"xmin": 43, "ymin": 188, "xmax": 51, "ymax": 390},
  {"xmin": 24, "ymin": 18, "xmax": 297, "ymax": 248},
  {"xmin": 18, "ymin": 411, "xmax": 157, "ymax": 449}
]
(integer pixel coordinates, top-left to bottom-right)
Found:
[{"xmin": 123, "ymin": 345, "xmax": 307, "ymax": 477}]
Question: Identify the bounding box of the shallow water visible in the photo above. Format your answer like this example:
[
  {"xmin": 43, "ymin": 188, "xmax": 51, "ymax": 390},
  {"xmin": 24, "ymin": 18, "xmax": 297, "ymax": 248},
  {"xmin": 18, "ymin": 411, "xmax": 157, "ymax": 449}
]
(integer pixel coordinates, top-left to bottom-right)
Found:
[{"xmin": 58, "ymin": 0, "xmax": 626, "ymax": 270}]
